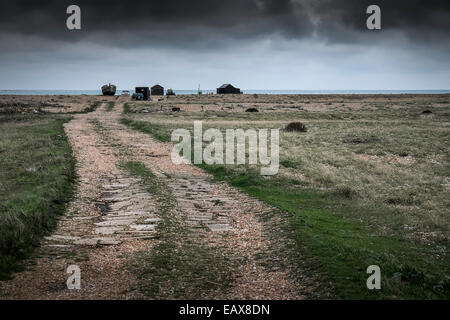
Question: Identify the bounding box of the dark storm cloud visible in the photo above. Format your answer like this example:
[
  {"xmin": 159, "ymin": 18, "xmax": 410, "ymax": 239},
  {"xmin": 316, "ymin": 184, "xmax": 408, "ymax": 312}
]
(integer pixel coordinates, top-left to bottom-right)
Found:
[
  {"xmin": 0, "ymin": 0, "xmax": 313, "ymax": 48},
  {"xmin": 0, "ymin": 0, "xmax": 449, "ymax": 48},
  {"xmin": 311, "ymin": 0, "xmax": 450, "ymax": 44}
]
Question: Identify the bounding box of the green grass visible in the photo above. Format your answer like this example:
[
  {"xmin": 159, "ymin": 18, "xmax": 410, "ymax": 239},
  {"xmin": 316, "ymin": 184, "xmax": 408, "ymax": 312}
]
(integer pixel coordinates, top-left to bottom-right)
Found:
[
  {"xmin": 201, "ymin": 165, "xmax": 450, "ymax": 299},
  {"xmin": 123, "ymin": 102, "xmax": 131, "ymax": 114},
  {"xmin": 0, "ymin": 114, "xmax": 76, "ymax": 280},
  {"xmin": 79, "ymin": 101, "xmax": 101, "ymax": 114},
  {"xmin": 120, "ymin": 118, "xmax": 171, "ymax": 142},
  {"xmin": 105, "ymin": 102, "xmax": 115, "ymax": 112}
]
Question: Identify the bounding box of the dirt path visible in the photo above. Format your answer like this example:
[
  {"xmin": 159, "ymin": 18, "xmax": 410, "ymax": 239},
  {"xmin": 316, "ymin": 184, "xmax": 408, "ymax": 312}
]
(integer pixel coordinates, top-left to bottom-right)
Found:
[{"xmin": 0, "ymin": 97, "xmax": 314, "ymax": 299}]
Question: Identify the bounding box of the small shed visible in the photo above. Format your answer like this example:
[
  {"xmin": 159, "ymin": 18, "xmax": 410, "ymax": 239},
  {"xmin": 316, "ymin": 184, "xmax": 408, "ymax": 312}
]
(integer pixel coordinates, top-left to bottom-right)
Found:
[
  {"xmin": 151, "ymin": 84, "xmax": 164, "ymax": 96},
  {"xmin": 135, "ymin": 87, "xmax": 150, "ymax": 100},
  {"xmin": 217, "ymin": 84, "xmax": 242, "ymax": 94}
]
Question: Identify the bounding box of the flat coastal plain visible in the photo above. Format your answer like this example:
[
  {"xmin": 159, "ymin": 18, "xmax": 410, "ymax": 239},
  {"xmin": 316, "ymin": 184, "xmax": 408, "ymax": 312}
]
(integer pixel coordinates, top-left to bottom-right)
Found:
[{"xmin": 0, "ymin": 93, "xmax": 449, "ymax": 299}]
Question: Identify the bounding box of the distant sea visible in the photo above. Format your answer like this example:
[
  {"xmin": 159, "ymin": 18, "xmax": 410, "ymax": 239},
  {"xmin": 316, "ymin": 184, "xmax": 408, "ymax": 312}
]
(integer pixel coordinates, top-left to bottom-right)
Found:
[{"xmin": 0, "ymin": 89, "xmax": 449, "ymax": 95}]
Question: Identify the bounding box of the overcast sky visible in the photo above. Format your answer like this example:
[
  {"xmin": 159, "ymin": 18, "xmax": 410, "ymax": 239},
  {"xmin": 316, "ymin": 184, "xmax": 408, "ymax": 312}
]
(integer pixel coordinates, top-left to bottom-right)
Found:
[{"xmin": 0, "ymin": 0, "xmax": 449, "ymax": 90}]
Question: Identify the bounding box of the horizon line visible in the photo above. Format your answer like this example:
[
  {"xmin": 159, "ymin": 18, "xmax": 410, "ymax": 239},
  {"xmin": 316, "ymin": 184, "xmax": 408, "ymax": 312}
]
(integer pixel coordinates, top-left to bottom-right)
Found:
[{"xmin": 1, "ymin": 89, "xmax": 450, "ymax": 92}]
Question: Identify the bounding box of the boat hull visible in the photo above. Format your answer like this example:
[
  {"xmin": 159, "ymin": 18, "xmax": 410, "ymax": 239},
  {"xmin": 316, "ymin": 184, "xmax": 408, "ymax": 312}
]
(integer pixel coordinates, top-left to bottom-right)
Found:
[{"xmin": 101, "ymin": 84, "xmax": 117, "ymax": 96}]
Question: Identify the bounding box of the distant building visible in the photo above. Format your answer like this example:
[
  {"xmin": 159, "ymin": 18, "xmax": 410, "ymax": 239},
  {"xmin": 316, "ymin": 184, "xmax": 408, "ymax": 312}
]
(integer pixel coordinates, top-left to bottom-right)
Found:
[
  {"xmin": 151, "ymin": 84, "xmax": 164, "ymax": 96},
  {"xmin": 135, "ymin": 87, "xmax": 150, "ymax": 100},
  {"xmin": 217, "ymin": 84, "xmax": 242, "ymax": 94}
]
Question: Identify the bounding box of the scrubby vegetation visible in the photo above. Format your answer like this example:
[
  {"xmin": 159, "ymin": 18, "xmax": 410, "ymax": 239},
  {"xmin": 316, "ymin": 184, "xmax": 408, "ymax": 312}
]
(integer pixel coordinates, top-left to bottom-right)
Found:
[
  {"xmin": 80, "ymin": 101, "xmax": 101, "ymax": 113},
  {"xmin": 0, "ymin": 114, "xmax": 76, "ymax": 279},
  {"xmin": 122, "ymin": 94, "xmax": 450, "ymax": 299},
  {"xmin": 285, "ymin": 121, "xmax": 307, "ymax": 132}
]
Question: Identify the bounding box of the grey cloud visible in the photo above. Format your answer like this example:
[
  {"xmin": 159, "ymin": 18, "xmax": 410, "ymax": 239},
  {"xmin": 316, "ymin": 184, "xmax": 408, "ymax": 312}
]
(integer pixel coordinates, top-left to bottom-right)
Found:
[
  {"xmin": 0, "ymin": 0, "xmax": 449, "ymax": 91},
  {"xmin": 0, "ymin": 0, "xmax": 448, "ymax": 49}
]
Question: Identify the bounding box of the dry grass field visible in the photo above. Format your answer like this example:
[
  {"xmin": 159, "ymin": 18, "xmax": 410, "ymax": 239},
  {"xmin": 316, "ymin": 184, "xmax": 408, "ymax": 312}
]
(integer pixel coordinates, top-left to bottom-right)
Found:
[
  {"xmin": 0, "ymin": 93, "xmax": 449, "ymax": 299},
  {"xmin": 123, "ymin": 93, "xmax": 450, "ymax": 298},
  {"xmin": 124, "ymin": 94, "xmax": 450, "ymax": 238}
]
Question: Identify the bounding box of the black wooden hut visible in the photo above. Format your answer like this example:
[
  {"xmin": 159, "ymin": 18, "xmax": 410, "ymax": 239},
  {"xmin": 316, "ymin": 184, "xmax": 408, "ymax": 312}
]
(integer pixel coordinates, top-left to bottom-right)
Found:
[
  {"xmin": 135, "ymin": 87, "xmax": 150, "ymax": 100},
  {"xmin": 217, "ymin": 84, "xmax": 242, "ymax": 94},
  {"xmin": 151, "ymin": 84, "xmax": 164, "ymax": 96}
]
